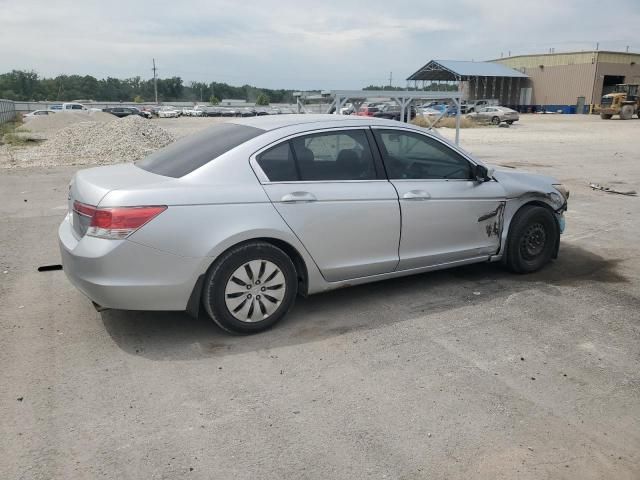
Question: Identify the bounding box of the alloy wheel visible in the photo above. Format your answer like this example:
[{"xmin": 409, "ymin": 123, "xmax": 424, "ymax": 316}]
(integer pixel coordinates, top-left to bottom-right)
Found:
[{"xmin": 224, "ymin": 260, "xmax": 286, "ymax": 322}]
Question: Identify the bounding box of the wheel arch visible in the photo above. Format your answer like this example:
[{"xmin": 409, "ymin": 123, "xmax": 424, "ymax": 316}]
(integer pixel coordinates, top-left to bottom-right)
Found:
[
  {"xmin": 500, "ymin": 199, "xmax": 561, "ymax": 264},
  {"xmin": 186, "ymin": 236, "xmax": 310, "ymax": 318}
]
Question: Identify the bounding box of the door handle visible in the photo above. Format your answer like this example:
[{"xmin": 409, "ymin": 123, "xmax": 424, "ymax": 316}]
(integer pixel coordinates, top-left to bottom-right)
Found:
[
  {"xmin": 402, "ymin": 190, "xmax": 431, "ymax": 200},
  {"xmin": 280, "ymin": 191, "xmax": 317, "ymax": 203}
]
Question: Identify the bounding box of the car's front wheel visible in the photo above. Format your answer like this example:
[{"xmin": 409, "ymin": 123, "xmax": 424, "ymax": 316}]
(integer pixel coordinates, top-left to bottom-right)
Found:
[
  {"xmin": 491, "ymin": 116, "xmax": 501, "ymax": 125},
  {"xmin": 202, "ymin": 241, "xmax": 298, "ymax": 334},
  {"xmin": 506, "ymin": 205, "xmax": 559, "ymax": 273}
]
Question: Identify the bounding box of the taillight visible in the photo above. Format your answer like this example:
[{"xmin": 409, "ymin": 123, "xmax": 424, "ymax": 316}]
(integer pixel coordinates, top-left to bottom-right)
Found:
[{"xmin": 73, "ymin": 201, "xmax": 166, "ymax": 239}]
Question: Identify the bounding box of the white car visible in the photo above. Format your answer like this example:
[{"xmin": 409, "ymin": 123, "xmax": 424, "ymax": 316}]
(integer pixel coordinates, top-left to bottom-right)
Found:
[
  {"xmin": 23, "ymin": 110, "xmax": 56, "ymax": 120},
  {"xmin": 158, "ymin": 106, "xmax": 180, "ymax": 118},
  {"xmin": 60, "ymin": 102, "xmax": 88, "ymax": 112},
  {"xmin": 184, "ymin": 106, "xmax": 205, "ymax": 117}
]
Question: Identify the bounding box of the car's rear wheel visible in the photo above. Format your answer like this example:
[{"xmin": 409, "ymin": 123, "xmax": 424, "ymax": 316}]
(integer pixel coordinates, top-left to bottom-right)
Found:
[
  {"xmin": 506, "ymin": 205, "xmax": 558, "ymax": 273},
  {"xmin": 202, "ymin": 241, "xmax": 297, "ymax": 334},
  {"xmin": 491, "ymin": 116, "xmax": 501, "ymax": 125}
]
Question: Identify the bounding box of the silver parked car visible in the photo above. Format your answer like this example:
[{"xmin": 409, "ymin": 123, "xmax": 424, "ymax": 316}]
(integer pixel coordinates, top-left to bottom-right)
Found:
[
  {"xmin": 468, "ymin": 106, "xmax": 520, "ymax": 125},
  {"xmin": 59, "ymin": 115, "xmax": 568, "ymax": 333}
]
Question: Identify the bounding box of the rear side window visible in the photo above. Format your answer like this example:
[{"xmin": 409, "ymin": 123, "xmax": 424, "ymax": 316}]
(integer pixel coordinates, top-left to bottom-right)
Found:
[
  {"xmin": 256, "ymin": 129, "xmax": 377, "ymax": 182},
  {"xmin": 256, "ymin": 142, "xmax": 298, "ymax": 182},
  {"xmin": 137, "ymin": 123, "xmax": 264, "ymax": 178}
]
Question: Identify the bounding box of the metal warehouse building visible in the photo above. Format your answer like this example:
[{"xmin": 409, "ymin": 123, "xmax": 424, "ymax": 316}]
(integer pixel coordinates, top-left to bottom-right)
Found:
[{"xmin": 492, "ymin": 50, "xmax": 640, "ymax": 113}]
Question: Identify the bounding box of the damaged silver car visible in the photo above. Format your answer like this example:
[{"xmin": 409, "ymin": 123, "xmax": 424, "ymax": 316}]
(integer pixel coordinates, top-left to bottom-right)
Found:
[{"xmin": 59, "ymin": 115, "xmax": 568, "ymax": 333}]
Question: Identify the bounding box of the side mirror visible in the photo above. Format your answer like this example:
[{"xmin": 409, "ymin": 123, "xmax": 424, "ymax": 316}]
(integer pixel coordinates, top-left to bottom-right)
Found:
[{"xmin": 474, "ymin": 164, "xmax": 493, "ymax": 182}]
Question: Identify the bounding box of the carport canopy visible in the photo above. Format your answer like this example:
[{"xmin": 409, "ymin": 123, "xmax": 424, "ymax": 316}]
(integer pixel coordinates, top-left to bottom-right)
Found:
[{"xmin": 407, "ymin": 59, "xmax": 528, "ymax": 82}]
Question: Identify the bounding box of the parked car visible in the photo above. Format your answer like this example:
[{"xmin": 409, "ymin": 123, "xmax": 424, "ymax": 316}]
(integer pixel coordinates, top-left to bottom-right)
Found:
[
  {"xmin": 59, "ymin": 102, "xmax": 88, "ymax": 112},
  {"xmin": 356, "ymin": 104, "xmax": 380, "ymax": 116},
  {"xmin": 103, "ymin": 107, "xmax": 151, "ymax": 119},
  {"xmin": 59, "ymin": 114, "xmax": 568, "ymax": 334},
  {"xmin": 467, "ymin": 106, "xmax": 520, "ymax": 125},
  {"xmin": 23, "ymin": 110, "xmax": 56, "ymax": 120},
  {"xmin": 157, "ymin": 106, "xmax": 180, "ymax": 118},
  {"xmin": 465, "ymin": 99, "xmax": 499, "ymax": 113},
  {"xmin": 373, "ymin": 104, "xmax": 417, "ymax": 121}
]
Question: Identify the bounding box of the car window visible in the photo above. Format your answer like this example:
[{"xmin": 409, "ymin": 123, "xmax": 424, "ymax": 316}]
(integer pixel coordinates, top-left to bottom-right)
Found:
[
  {"xmin": 290, "ymin": 130, "xmax": 376, "ymax": 181},
  {"xmin": 256, "ymin": 142, "xmax": 298, "ymax": 182},
  {"xmin": 71, "ymin": 105, "xmax": 83, "ymax": 110},
  {"xmin": 137, "ymin": 123, "xmax": 265, "ymax": 178},
  {"xmin": 374, "ymin": 130, "xmax": 473, "ymax": 180}
]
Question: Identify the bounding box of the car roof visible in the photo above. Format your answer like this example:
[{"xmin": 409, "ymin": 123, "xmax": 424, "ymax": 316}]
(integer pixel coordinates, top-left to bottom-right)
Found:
[{"xmin": 228, "ymin": 114, "xmax": 408, "ymax": 132}]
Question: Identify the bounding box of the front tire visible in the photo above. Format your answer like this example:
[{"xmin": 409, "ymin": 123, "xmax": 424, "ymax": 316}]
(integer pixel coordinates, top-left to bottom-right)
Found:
[
  {"xmin": 491, "ymin": 116, "xmax": 501, "ymax": 125},
  {"xmin": 202, "ymin": 241, "xmax": 297, "ymax": 334},
  {"xmin": 506, "ymin": 206, "xmax": 558, "ymax": 273},
  {"xmin": 620, "ymin": 105, "xmax": 633, "ymax": 120}
]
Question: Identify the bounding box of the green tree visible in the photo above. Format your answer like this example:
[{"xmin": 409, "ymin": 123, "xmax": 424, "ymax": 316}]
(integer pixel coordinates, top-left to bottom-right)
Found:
[
  {"xmin": 133, "ymin": 95, "xmax": 144, "ymax": 103},
  {"xmin": 209, "ymin": 95, "xmax": 220, "ymax": 105},
  {"xmin": 256, "ymin": 93, "xmax": 270, "ymax": 105}
]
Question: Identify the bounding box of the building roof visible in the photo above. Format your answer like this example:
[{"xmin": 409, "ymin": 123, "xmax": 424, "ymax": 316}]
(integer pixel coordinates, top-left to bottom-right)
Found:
[
  {"xmin": 492, "ymin": 50, "xmax": 640, "ymax": 69},
  {"xmin": 407, "ymin": 59, "xmax": 528, "ymax": 81}
]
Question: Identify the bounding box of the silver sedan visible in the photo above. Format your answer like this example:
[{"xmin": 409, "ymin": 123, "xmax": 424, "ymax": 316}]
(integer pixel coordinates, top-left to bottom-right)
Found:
[
  {"xmin": 468, "ymin": 106, "xmax": 520, "ymax": 125},
  {"xmin": 59, "ymin": 115, "xmax": 568, "ymax": 333}
]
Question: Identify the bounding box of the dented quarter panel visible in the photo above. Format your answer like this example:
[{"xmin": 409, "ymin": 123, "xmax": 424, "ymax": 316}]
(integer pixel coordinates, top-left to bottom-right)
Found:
[{"xmin": 488, "ymin": 167, "xmax": 566, "ymax": 260}]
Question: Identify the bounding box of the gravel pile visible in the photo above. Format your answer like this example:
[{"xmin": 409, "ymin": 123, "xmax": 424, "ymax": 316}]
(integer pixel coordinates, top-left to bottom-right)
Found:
[
  {"xmin": 20, "ymin": 111, "xmax": 114, "ymax": 139},
  {"xmin": 6, "ymin": 115, "xmax": 175, "ymax": 168}
]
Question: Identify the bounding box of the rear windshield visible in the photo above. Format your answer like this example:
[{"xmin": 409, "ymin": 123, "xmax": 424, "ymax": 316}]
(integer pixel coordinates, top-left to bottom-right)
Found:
[{"xmin": 136, "ymin": 123, "xmax": 264, "ymax": 178}]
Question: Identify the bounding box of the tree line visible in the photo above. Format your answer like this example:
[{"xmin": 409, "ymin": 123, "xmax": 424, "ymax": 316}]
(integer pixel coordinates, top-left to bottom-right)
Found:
[
  {"xmin": 0, "ymin": 70, "xmax": 459, "ymax": 104},
  {"xmin": 0, "ymin": 70, "xmax": 295, "ymax": 104}
]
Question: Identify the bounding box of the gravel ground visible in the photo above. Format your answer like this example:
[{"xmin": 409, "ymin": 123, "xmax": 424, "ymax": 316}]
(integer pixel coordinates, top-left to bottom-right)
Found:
[{"xmin": 1, "ymin": 114, "xmax": 639, "ymax": 479}]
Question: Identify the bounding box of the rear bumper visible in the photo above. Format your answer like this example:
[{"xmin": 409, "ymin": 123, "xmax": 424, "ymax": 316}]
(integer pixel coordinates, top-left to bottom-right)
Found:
[{"xmin": 58, "ymin": 214, "xmax": 205, "ymax": 311}]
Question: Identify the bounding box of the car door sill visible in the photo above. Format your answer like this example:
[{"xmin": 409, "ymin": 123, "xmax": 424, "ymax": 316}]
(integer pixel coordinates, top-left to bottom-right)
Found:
[{"xmin": 313, "ymin": 255, "xmax": 491, "ymax": 293}]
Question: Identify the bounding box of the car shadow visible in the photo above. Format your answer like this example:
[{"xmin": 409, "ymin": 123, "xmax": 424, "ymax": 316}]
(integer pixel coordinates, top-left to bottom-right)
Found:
[{"xmin": 101, "ymin": 243, "xmax": 626, "ymax": 361}]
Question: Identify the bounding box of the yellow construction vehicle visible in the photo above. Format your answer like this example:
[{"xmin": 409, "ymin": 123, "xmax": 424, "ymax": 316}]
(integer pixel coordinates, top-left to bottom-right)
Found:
[{"xmin": 599, "ymin": 84, "xmax": 640, "ymax": 119}]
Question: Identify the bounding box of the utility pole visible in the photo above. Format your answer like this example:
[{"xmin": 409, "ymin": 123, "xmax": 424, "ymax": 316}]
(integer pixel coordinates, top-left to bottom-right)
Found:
[
  {"xmin": 152, "ymin": 58, "xmax": 158, "ymax": 104},
  {"xmin": 388, "ymin": 72, "xmax": 393, "ymax": 88}
]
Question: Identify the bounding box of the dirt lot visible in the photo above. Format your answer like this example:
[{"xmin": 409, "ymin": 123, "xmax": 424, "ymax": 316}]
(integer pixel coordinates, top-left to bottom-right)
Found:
[{"xmin": 1, "ymin": 115, "xmax": 639, "ymax": 479}]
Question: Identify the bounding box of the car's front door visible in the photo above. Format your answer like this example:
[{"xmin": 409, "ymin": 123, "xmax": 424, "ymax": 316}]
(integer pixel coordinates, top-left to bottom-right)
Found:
[
  {"xmin": 253, "ymin": 128, "xmax": 400, "ymax": 282},
  {"xmin": 372, "ymin": 128, "xmax": 506, "ymax": 270}
]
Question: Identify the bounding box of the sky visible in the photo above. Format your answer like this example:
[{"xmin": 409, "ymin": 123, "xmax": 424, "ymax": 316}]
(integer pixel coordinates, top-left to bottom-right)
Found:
[{"xmin": 1, "ymin": 0, "xmax": 639, "ymax": 90}]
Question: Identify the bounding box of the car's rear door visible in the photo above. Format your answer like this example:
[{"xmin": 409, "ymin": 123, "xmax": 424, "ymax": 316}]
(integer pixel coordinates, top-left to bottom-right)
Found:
[
  {"xmin": 252, "ymin": 128, "xmax": 401, "ymax": 282},
  {"xmin": 372, "ymin": 128, "xmax": 506, "ymax": 270}
]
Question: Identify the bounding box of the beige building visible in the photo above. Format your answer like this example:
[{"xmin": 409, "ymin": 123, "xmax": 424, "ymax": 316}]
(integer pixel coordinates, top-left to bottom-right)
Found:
[{"xmin": 492, "ymin": 51, "xmax": 640, "ymax": 111}]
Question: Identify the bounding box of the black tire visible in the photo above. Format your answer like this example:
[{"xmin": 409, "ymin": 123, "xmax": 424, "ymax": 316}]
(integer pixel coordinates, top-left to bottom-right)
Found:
[
  {"xmin": 506, "ymin": 120, "xmax": 514, "ymax": 125},
  {"xmin": 202, "ymin": 241, "xmax": 298, "ymax": 334},
  {"xmin": 491, "ymin": 116, "xmax": 501, "ymax": 125},
  {"xmin": 506, "ymin": 205, "xmax": 558, "ymax": 273},
  {"xmin": 600, "ymin": 113, "xmax": 613, "ymax": 119},
  {"xmin": 620, "ymin": 105, "xmax": 633, "ymax": 120}
]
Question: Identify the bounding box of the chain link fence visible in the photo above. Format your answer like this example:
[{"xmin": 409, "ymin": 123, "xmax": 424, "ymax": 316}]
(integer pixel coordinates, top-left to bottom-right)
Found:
[{"xmin": 0, "ymin": 99, "xmax": 16, "ymax": 124}]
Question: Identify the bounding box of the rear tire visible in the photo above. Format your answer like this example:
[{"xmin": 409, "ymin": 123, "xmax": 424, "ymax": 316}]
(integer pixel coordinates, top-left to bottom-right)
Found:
[
  {"xmin": 600, "ymin": 113, "xmax": 613, "ymax": 119},
  {"xmin": 491, "ymin": 116, "xmax": 501, "ymax": 125},
  {"xmin": 620, "ymin": 105, "xmax": 633, "ymax": 120},
  {"xmin": 506, "ymin": 206, "xmax": 558, "ymax": 273},
  {"xmin": 506, "ymin": 120, "xmax": 514, "ymax": 125},
  {"xmin": 202, "ymin": 241, "xmax": 297, "ymax": 334}
]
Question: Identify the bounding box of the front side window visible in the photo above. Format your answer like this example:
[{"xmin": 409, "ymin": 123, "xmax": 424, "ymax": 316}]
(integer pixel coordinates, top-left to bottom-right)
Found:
[{"xmin": 374, "ymin": 130, "xmax": 473, "ymax": 180}]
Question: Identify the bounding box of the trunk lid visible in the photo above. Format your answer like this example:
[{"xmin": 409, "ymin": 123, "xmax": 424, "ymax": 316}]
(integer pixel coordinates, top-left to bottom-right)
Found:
[{"xmin": 69, "ymin": 163, "xmax": 172, "ymax": 237}]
